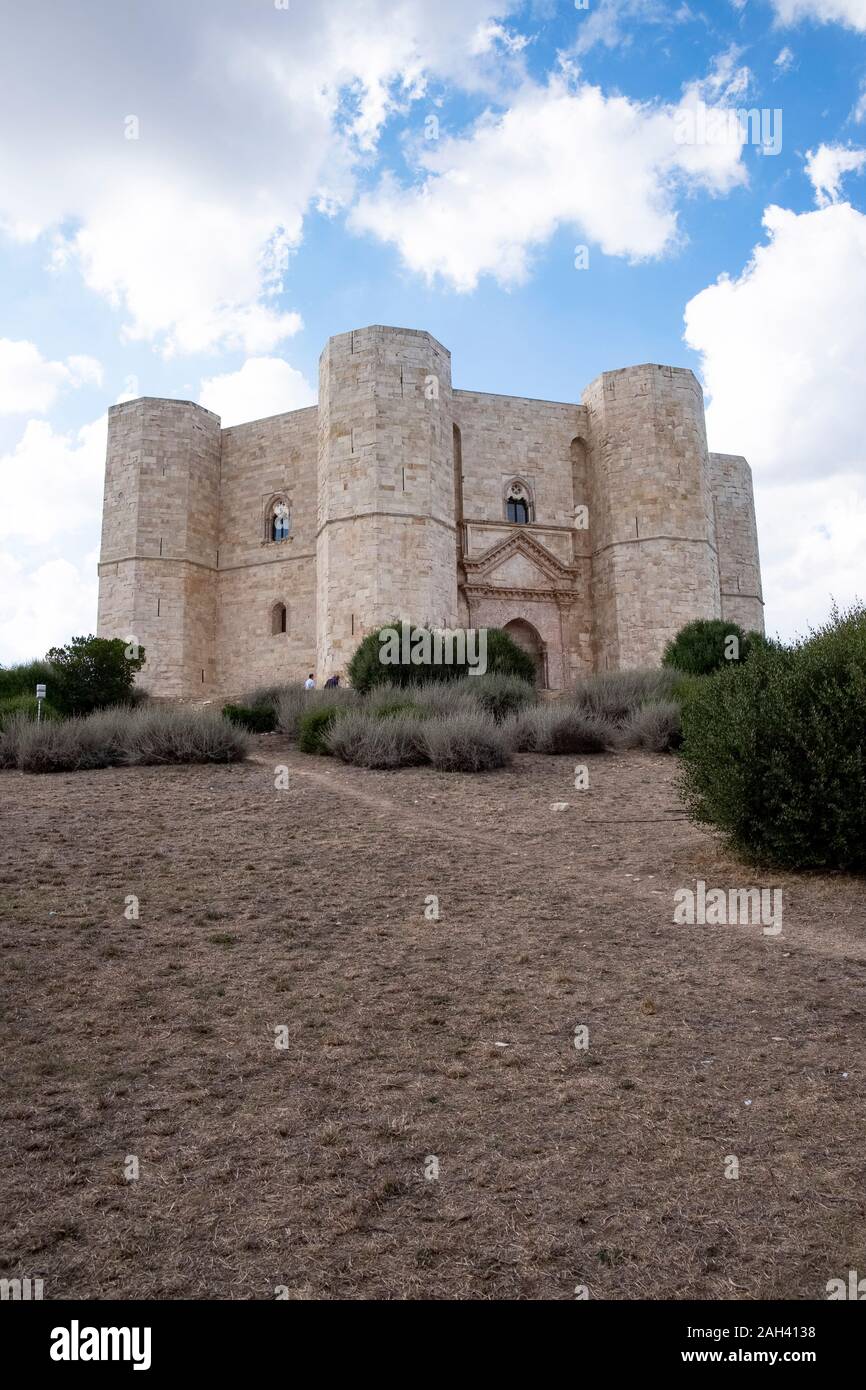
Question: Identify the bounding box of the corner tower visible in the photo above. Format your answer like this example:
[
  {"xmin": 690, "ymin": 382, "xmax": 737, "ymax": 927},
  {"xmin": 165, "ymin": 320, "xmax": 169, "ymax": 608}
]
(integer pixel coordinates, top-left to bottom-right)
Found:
[
  {"xmin": 315, "ymin": 326, "xmax": 458, "ymax": 676},
  {"xmin": 97, "ymin": 398, "xmax": 221, "ymax": 696},
  {"xmin": 583, "ymin": 364, "xmax": 721, "ymax": 667},
  {"xmin": 708, "ymin": 453, "xmax": 765, "ymax": 634}
]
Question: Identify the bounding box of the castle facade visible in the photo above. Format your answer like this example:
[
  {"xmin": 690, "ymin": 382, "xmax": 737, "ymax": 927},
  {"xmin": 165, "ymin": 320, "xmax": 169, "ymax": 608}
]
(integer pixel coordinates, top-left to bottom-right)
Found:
[{"xmin": 96, "ymin": 325, "xmax": 763, "ymax": 696}]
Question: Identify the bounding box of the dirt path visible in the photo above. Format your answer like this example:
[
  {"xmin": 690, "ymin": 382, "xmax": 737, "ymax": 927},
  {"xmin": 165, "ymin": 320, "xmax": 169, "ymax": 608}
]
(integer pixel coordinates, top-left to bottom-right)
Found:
[{"xmin": 1, "ymin": 745, "xmax": 864, "ymax": 1300}]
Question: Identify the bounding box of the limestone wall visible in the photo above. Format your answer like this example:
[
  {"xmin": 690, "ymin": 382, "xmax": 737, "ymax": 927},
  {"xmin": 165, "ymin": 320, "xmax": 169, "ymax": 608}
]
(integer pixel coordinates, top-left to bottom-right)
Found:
[
  {"xmin": 97, "ymin": 398, "xmax": 221, "ymax": 697},
  {"xmin": 582, "ymin": 364, "xmax": 721, "ymax": 668},
  {"xmin": 316, "ymin": 326, "xmax": 457, "ymax": 677},
  {"xmin": 709, "ymin": 453, "xmax": 765, "ymax": 634},
  {"xmin": 453, "ymin": 390, "xmax": 592, "ymax": 684},
  {"xmin": 97, "ymin": 326, "xmax": 764, "ymax": 698},
  {"xmin": 216, "ymin": 407, "xmax": 318, "ymax": 696}
]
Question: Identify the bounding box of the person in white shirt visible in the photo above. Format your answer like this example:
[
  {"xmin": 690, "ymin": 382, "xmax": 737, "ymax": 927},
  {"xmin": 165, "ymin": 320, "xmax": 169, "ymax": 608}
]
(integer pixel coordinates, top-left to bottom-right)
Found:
[{"xmin": 304, "ymin": 673, "xmax": 315, "ymax": 690}]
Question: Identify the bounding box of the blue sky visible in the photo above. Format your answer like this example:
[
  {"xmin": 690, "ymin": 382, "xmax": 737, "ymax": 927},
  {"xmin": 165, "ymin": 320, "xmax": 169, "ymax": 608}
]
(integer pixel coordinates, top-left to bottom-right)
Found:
[{"xmin": 1, "ymin": 0, "xmax": 865, "ymax": 661}]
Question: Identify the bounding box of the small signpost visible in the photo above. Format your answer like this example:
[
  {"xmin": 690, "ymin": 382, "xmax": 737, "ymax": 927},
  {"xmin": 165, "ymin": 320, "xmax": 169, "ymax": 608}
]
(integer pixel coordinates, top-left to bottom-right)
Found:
[{"xmin": 36, "ymin": 683, "xmax": 46, "ymax": 723}]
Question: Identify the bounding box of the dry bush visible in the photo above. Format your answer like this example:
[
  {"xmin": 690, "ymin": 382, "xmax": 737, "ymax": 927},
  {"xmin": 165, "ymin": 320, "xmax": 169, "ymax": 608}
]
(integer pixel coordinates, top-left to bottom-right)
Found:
[
  {"xmin": 461, "ymin": 672, "xmax": 537, "ymax": 721},
  {"xmin": 240, "ymin": 682, "xmax": 289, "ymax": 711},
  {"xmin": 275, "ymin": 685, "xmax": 358, "ymax": 738},
  {"xmin": 421, "ymin": 714, "xmax": 512, "ymax": 772},
  {"xmin": 617, "ymin": 700, "xmax": 682, "ymax": 753},
  {"xmin": 121, "ymin": 708, "xmax": 250, "ymax": 765},
  {"xmin": 3, "ymin": 707, "xmax": 249, "ymax": 773},
  {"xmin": 510, "ymin": 705, "xmax": 615, "ymax": 754},
  {"xmin": 326, "ymin": 711, "xmax": 428, "ymax": 769},
  {"xmin": 569, "ymin": 668, "xmax": 680, "ymax": 723},
  {"xmin": 407, "ymin": 682, "xmax": 478, "ymax": 719}
]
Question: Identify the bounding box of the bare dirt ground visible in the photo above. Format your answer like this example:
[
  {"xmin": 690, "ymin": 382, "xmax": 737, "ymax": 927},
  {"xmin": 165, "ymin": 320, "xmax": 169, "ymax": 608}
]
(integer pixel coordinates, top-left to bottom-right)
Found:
[{"xmin": 1, "ymin": 742, "xmax": 864, "ymax": 1300}]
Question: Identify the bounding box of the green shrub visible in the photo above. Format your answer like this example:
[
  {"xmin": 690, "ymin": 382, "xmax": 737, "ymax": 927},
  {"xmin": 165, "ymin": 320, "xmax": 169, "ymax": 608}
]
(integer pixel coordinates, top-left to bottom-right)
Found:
[
  {"xmin": 1, "ymin": 707, "xmax": 249, "ymax": 773},
  {"xmin": 0, "ymin": 694, "xmax": 59, "ymax": 729},
  {"xmin": 421, "ymin": 714, "xmax": 512, "ymax": 772},
  {"xmin": 662, "ymin": 618, "xmax": 752, "ymax": 676},
  {"xmin": 617, "ymin": 701, "xmax": 682, "ymax": 752},
  {"xmin": 298, "ymin": 706, "xmax": 342, "ymax": 755},
  {"xmin": 678, "ymin": 604, "xmax": 866, "ymax": 871},
  {"xmin": 668, "ymin": 672, "xmax": 706, "ymax": 709},
  {"xmin": 510, "ymin": 705, "xmax": 615, "ymax": 754},
  {"xmin": 326, "ymin": 711, "xmax": 428, "ymax": 769},
  {"xmin": 347, "ymin": 622, "xmax": 536, "ymax": 692},
  {"xmin": 0, "ymin": 659, "xmax": 53, "ymax": 701},
  {"xmin": 45, "ymin": 635, "xmax": 146, "ymax": 715},
  {"xmin": 222, "ymin": 703, "xmax": 277, "ymax": 733}
]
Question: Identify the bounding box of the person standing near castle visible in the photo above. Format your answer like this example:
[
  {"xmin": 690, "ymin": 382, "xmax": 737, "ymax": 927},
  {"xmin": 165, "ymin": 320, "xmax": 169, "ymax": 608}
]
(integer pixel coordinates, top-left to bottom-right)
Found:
[{"xmin": 304, "ymin": 673, "xmax": 315, "ymax": 690}]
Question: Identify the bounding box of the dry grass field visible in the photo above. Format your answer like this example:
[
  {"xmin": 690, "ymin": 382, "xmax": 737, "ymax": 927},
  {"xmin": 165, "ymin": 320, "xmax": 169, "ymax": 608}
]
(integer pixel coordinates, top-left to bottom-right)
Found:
[{"xmin": 1, "ymin": 741, "xmax": 864, "ymax": 1300}]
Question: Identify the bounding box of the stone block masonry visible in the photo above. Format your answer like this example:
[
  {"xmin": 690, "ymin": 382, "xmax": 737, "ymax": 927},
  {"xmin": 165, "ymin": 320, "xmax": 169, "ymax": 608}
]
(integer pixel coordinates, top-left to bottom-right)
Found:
[{"xmin": 97, "ymin": 326, "xmax": 763, "ymax": 697}]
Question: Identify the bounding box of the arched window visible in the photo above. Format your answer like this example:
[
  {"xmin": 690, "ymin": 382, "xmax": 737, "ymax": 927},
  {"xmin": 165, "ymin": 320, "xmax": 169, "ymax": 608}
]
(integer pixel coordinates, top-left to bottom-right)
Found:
[
  {"xmin": 271, "ymin": 500, "xmax": 290, "ymax": 542},
  {"xmin": 271, "ymin": 602, "xmax": 287, "ymax": 636},
  {"xmin": 506, "ymin": 482, "xmax": 531, "ymax": 524}
]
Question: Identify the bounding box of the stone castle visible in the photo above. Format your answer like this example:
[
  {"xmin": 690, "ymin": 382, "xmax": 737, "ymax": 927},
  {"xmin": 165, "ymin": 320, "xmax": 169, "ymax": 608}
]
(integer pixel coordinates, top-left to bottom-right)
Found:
[{"xmin": 97, "ymin": 324, "xmax": 763, "ymax": 696}]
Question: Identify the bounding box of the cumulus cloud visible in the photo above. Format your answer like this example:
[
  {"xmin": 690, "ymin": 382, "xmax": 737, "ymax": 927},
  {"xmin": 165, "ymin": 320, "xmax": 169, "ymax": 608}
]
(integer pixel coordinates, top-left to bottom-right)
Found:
[
  {"xmin": 774, "ymin": 46, "xmax": 795, "ymax": 72},
  {"xmin": 0, "ymin": 413, "xmax": 107, "ymax": 662},
  {"xmin": 0, "ymin": 552, "xmax": 99, "ymax": 664},
  {"xmin": 0, "ymin": 414, "xmax": 107, "ymax": 544},
  {"xmin": 805, "ymin": 143, "xmax": 866, "ymax": 206},
  {"xmin": 771, "ymin": 0, "xmax": 866, "ymax": 32},
  {"xmin": 350, "ymin": 69, "xmax": 748, "ymax": 291},
  {"xmin": 0, "ymin": 339, "xmax": 102, "ymax": 415},
  {"xmin": 199, "ymin": 357, "xmax": 316, "ymax": 427},
  {"xmin": 684, "ymin": 201, "xmax": 866, "ymax": 637},
  {"xmin": 0, "ymin": 0, "xmax": 523, "ymax": 356}
]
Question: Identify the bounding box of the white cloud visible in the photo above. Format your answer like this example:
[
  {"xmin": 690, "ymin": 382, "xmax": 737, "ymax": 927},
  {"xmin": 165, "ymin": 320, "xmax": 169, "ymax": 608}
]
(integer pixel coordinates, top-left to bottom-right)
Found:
[
  {"xmin": 470, "ymin": 21, "xmax": 531, "ymax": 55},
  {"xmin": 199, "ymin": 357, "xmax": 316, "ymax": 427},
  {"xmin": 350, "ymin": 72, "xmax": 747, "ymax": 291},
  {"xmin": 0, "ymin": 413, "xmax": 106, "ymax": 663},
  {"xmin": 0, "ymin": 552, "xmax": 99, "ymax": 664},
  {"xmin": 0, "ymin": 0, "xmax": 523, "ymax": 356},
  {"xmin": 0, "ymin": 414, "xmax": 107, "ymax": 543},
  {"xmin": 691, "ymin": 45, "xmax": 754, "ymax": 103},
  {"xmin": 683, "ymin": 201, "xmax": 866, "ymax": 637},
  {"xmin": 774, "ymin": 46, "xmax": 795, "ymax": 72},
  {"xmin": 853, "ymin": 80, "xmax": 866, "ymax": 123},
  {"xmin": 805, "ymin": 143, "xmax": 866, "ymax": 206},
  {"xmin": 568, "ymin": 0, "xmax": 692, "ymax": 56},
  {"xmin": 0, "ymin": 339, "xmax": 102, "ymax": 415},
  {"xmin": 52, "ymin": 189, "xmax": 305, "ymax": 359},
  {"xmin": 771, "ymin": 0, "xmax": 866, "ymax": 32},
  {"xmin": 750, "ymin": 476, "xmax": 866, "ymax": 638}
]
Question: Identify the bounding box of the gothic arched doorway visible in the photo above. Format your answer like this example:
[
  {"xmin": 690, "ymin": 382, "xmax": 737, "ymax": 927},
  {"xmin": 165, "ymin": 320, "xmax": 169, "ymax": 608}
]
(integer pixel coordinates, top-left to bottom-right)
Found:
[{"xmin": 503, "ymin": 618, "xmax": 547, "ymax": 688}]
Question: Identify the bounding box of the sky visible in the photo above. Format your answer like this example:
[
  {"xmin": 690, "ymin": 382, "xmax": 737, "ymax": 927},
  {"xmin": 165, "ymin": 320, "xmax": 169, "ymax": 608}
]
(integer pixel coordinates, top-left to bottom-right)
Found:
[{"xmin": 1, "ymin": 0, "xmax": 865, "ymax": 662}]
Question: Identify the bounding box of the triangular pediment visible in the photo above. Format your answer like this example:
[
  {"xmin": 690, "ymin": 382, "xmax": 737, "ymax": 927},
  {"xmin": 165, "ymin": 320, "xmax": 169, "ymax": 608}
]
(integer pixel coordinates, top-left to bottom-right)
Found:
[{"xmin": 465, "ymin": 531, "xmax": 574, "ymax": 590}]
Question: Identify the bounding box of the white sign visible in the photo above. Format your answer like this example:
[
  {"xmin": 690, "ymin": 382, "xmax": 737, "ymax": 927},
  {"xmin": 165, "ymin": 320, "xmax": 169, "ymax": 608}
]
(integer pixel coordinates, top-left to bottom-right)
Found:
[{"xmin": 36, "ymin": 684, "xmax": 46, "ymax": 699}]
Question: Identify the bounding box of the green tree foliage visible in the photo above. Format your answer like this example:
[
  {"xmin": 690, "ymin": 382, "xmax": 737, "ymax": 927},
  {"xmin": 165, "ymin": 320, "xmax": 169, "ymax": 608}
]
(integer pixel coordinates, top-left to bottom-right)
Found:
[
  {"xmin": 44, "ymin": 635, "xmax": 145, "ymax": 715},
  {"xmin": 678, "ymin": 604, "xmax": 866, "ymax": 871}
]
